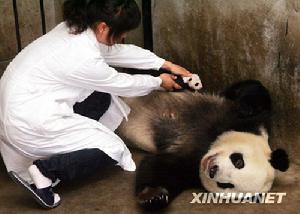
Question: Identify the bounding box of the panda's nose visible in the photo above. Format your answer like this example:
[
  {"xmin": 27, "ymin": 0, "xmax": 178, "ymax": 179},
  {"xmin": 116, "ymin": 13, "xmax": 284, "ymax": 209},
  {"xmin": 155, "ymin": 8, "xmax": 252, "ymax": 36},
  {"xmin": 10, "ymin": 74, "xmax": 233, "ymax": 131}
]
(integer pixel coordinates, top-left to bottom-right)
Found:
[{"xmin": 209, "ymin": 165, "xmax": 219, "ymax": 179}]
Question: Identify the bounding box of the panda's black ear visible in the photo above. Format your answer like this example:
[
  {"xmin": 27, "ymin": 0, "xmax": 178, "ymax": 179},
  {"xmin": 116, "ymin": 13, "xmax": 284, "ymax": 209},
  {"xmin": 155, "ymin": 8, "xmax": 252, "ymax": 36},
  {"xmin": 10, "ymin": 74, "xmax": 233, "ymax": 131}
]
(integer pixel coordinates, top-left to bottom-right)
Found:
[{"xmin": 269, "ymin": 149, "xmax": 289, "ymax": 172}]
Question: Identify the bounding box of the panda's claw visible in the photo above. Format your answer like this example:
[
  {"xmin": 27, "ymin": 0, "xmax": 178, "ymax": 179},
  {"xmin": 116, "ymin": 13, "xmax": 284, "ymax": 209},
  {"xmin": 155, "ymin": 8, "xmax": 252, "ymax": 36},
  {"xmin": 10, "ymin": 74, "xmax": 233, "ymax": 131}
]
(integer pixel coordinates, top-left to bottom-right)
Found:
[{"xmin": 137, "ymin": 186, "xmax": 169, "ymax": 210}]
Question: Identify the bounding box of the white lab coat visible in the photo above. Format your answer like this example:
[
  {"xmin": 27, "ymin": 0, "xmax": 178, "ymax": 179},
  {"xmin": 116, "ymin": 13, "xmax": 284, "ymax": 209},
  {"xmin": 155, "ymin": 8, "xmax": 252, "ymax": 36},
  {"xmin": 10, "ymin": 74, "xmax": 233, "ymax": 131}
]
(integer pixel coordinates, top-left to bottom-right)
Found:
[{"xmin": 0, "ymin": 22, "xmax": 165, "ymax": 182}]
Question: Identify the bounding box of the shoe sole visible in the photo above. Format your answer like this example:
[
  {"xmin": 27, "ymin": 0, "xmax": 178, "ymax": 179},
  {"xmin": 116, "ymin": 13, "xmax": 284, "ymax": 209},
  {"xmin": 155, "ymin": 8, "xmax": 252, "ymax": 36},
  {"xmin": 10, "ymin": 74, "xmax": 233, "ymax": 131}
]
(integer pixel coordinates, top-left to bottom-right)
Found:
[{"xmin": 8, "ymin": 171, "xmax": 61, "ymax": 209}]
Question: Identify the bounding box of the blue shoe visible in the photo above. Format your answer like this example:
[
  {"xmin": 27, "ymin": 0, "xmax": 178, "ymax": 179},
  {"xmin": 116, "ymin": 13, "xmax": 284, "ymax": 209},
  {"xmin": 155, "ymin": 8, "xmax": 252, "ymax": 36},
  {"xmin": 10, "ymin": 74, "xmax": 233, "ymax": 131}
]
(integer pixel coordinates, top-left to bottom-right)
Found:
[{"xmin": 8, "ymin": 171, "xmax": 61, "ymax": 209}]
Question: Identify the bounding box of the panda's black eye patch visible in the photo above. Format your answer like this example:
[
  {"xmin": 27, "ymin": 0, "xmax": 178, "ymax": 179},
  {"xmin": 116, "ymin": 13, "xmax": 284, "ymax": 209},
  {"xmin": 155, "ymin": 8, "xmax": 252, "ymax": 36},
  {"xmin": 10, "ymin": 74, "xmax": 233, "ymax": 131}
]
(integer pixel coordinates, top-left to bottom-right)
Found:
[
  {"xmin": 230, "ymin": 153, "xmax": 244, "ymax": 169},
  {"xmin": 217, "ymin": 182, "xmax": 235, "ymax": 189}
]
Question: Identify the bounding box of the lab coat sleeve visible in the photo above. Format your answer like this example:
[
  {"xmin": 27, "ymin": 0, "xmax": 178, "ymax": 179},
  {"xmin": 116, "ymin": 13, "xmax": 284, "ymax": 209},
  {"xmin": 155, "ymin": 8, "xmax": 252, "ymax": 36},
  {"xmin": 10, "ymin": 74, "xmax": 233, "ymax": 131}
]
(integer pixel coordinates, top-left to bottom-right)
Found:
[
  {"xmin": 65, "ymin": 58, "xmax": 162, "ymax": 97},
  {"xmin": 99, "ymin": 44, "xmax": 165, "ymax": 70}
]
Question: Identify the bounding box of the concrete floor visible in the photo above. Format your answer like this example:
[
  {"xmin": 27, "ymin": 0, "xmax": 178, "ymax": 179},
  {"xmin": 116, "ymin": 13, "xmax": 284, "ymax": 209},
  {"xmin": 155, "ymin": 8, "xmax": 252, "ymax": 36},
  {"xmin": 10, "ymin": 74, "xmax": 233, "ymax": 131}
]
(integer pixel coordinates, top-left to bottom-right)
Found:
[{"xmin": 0, "ymin": 150, "xmax": 299, "ymax": 214}]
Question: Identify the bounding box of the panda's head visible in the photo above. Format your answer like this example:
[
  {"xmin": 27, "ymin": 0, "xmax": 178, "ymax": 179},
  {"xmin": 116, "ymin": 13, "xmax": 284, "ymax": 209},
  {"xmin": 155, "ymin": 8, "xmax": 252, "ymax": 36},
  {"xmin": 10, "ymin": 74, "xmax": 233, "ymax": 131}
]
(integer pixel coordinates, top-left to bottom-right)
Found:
[
  {"xmin": 183, "ymin": 74, "xmax": 202, "ymax": 90},
  {"xmin": 200, "ymin": 131, "xmax": 289, "ymax": 193}
]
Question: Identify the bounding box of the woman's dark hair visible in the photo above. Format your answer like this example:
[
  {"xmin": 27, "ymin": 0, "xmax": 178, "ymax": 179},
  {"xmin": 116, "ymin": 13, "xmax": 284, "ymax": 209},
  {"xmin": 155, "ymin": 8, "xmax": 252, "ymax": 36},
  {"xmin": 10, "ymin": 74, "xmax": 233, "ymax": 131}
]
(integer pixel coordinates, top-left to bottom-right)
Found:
[{"xmin": 63, "ymin": 0, "xmax": 141, "ymax": 41}]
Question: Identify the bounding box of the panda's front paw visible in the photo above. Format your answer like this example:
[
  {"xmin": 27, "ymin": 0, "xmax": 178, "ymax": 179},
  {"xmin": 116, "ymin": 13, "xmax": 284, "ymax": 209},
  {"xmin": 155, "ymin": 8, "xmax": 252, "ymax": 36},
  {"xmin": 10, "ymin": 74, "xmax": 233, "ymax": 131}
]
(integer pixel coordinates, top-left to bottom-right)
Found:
[{"xmin": 137, "ymin": 186, "xmax": 169, "ymax": 210}]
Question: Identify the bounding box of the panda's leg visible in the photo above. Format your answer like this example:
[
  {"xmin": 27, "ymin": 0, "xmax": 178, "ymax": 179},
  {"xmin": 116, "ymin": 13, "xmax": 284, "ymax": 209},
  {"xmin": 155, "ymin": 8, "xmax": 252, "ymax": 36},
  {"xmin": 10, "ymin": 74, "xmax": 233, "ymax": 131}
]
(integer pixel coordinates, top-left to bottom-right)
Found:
[
  {"xmin": 221, "ymin": 80, "xmax": 271, "ymax": 117},
  {"xmin": 135, "ymin": 154, "xmax": 199, "ymax": 210}
]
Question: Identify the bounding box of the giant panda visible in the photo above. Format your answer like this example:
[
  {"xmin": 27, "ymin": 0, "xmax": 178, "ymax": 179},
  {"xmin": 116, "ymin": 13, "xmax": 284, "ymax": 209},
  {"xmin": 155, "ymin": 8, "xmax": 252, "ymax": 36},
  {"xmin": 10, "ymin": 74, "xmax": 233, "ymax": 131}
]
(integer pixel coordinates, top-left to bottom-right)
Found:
[{"xmin": 117, "ymin": 80, "xmax": 289, "ymax": 210}]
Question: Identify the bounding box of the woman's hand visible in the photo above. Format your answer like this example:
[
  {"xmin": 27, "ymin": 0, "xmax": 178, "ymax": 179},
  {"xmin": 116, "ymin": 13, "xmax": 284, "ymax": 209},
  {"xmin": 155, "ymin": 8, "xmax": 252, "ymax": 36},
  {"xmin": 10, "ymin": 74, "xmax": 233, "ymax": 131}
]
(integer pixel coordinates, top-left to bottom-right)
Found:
[
  {"xmin": 162, "ymin": 61, "xmax": 192, "ymax": 77},
  {"xmin": 159, "ymin": 73, "xmax": 182, "ymax": 91}
]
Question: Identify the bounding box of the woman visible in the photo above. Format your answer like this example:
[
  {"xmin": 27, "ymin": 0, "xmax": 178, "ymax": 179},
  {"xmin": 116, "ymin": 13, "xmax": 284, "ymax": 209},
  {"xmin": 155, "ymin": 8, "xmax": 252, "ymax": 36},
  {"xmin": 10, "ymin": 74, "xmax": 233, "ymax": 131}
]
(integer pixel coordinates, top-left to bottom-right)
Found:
[{"xmin": 0, "ymin": 0, "xmax": 194, "ymax": 208}]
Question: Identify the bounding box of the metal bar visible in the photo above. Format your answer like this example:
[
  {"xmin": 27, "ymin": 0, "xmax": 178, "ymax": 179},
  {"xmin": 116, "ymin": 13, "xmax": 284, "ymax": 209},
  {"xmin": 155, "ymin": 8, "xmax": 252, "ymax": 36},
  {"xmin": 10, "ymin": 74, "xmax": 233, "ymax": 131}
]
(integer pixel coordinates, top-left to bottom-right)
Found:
[
  {"xmin": 40, "ymin": 0, "xmax": 46, "ymax": 34},
  {"xmin": 142, "ymin": 0, "xmax": 153, "ymax": 51},
  {"xmin": 12, "ymin": 0, "xmax": 22, "ymax": 52}
]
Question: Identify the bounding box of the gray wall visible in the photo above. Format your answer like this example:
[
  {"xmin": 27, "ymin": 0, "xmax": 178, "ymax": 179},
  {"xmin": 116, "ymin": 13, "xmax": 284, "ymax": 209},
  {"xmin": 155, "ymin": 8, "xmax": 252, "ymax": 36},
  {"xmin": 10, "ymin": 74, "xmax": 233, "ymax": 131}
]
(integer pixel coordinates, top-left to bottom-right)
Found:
[
  {"xmin": 0, "ymin": 0, "xmax": 64, "ymax": 75},
  {"xmin": 152, "ymin": 0, "xmax": 300, "ymax": 162},
  {"xmin": 125, "ymin": 0, "xmax": 144, "ymax": 47}
]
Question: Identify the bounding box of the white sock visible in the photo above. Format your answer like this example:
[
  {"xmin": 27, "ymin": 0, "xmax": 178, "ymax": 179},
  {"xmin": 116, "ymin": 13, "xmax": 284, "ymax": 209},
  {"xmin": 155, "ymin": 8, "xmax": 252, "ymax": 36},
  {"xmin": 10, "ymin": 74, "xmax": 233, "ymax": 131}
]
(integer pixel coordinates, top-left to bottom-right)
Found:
[
  {"xmin": 53, "ymin": 193, "xmax": 61, "ymax": 204},
  {"xmin": 28, "ymin": 165, "xmax": 52, "ymax": 189}
]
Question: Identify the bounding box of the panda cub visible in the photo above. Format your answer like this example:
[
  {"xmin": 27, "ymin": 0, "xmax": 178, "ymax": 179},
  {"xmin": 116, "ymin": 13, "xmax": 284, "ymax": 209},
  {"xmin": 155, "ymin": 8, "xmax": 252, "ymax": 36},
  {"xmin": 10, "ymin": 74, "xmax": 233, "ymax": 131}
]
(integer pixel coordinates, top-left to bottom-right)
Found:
[
  {"xmin": 118, "ymin": 80, "xmax": 289, "ymax": 210},
  {"xmin": 175, "ymin": 73, "xmax": 202, "ymax": 91}
]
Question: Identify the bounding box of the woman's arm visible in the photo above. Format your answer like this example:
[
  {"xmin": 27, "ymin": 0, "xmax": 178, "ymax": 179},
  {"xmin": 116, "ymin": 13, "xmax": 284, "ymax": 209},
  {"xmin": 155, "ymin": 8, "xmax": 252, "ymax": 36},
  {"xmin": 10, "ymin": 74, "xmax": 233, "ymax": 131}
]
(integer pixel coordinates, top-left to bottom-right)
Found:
[
  {"xmin": 161, "ymin": 61, "xmax": 191, "ymax": 77},
  {"xmin": 99, "ymin": 44, "xmax": 165, "ymax": 70},
  {"xmin": 99, "ymin": 44, "xmax": 191, "ymax": 77},
  {"xmin": 64, "ymin": 58, "xmax": 181, "ymax": 97}
]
